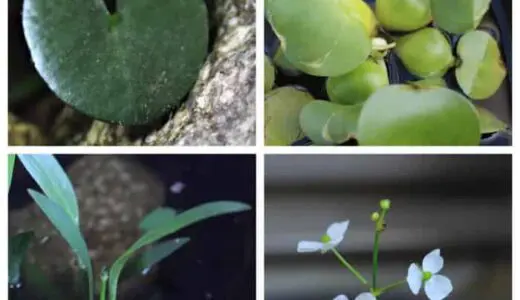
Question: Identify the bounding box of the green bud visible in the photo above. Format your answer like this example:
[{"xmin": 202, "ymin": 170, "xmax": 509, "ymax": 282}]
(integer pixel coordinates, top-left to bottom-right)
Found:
[
  {"xmin": 371, "ymin": 212, "xmax": 380, "ymax": 221},
  {"xmin": 423, "ymin": 271, "xmax": 432, "ymax": 281},
  {"xmin": 380, "ymin": 199, "xmax": 391, "ymax": 210}
]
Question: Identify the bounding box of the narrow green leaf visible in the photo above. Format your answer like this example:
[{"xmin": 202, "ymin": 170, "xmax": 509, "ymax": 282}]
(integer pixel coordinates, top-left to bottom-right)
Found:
[
  {"xmin": 19, "ymin": 154, "xmax": 79, "ymax": 225},
  {"xmin": 121, "ymin": 238, "xmax": 189, "ymax": 281},
  {"xmin": 9, "ymin": 231, "xmax": 34, "ymax": 286},
  {"xmin": 109, "ymin": 201, "xmax": 251, "ymax": 300},
  {"xmin": 28, "ymin": 189, "xmax": 93, "ymax": 300},
  {"xmin": 139, "ymin": 207, "xmax": 177, "ymax": 232},
  {"xmin": 8, "ymin": 154, "xmax": 16, "ymax": 190}
]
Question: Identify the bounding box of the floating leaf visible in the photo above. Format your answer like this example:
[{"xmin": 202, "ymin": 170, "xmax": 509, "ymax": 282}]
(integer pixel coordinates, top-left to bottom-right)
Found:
[
  {"xmin": 300, "ymin": 101, "xmax": 362, "ymax": 145},
  {"xmin": 273, "ymin": 47, "xmax": 300, "ymax": 76},
  {"xmin": 9, "ymin": 231, "xmax": 34, "ymax": 286},
  {"xmin": 395, "ymin": 28, "xmax": 454, "ymax": 78},
  {"xmin": 8, "ymin": 154, "xmax": 15, "ymax": 190},
  {"xmin": 265, "ymin": 87, "xmax": 314, "ymax": 145},
  {"xmin": 409, "ymin": 77, "xmax": 447, "ymax": 88},
  {"xmin": 431, "ymin": 0, "xmax": 492, "ymax": 34},
  {"xmin": 326, "ymin": 59, "xmax": 389, "ymax": 105},
  {"xmin": 376, "ymin": 0, "xmax": 432, "ymax": 32},
  {"xmin": 265, "ymin": 55, "xmax": 275, "ymax": 93},
  {"xmin": 28, "ymin": 190, "xmax": 93, "ymax": 300},
  {"xmin": 139, "ymin": 207, "xmax": 177, "ymax": 232},
  {"xmin": 108, "ymin": 201, "xmax": 251, "ymax": 300},
  {"xmin": 266, "ymin": 0, "xmax": 371, "ymax": 76},
  {"xmin": 22, "ymin": 0, "xmax": 208, "ymax": 125},
  {"xmin": 477, "ymin": 106, "xmax": 507, "ymax": 134},
  {"xmin": 455, "ymin": 30, "xmax": 506, "ymax": 100},
  {"xmin": 357, "ymin": 85, "xmax": 481, "ymax": 145},
  {"xmin": 18, "ymin": 154, "xmax": 79, "ymax": 224}
]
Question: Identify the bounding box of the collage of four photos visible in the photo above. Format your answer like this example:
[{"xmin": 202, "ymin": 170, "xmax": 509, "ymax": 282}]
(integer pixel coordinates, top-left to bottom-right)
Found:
[{"xmin": 6, "ymin": 0, "xmax": 514, "ymax": 300}]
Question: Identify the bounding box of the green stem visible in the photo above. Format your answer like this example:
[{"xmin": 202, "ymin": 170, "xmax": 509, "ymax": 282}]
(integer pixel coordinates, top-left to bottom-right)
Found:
[
  {"xmin": 331, "ymin": 248, "xmax": 368, "ymax": 285},
  {"xmin": 372, "ymin": 209, "xmax": 388, "ymax": 291},
  {"xmin": 375, "ymin": 279, "xmax": 407, "ymax": 296},
  {"xmin": 100, "ymin": 269, "xmax": 108, "ymax": 300}
]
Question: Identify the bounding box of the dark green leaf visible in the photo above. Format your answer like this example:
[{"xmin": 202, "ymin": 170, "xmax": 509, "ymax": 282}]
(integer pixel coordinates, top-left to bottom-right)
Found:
[
  {"xmin": 8, "ymin": 154, "xmax": 15, "ymax": 190},
  {"xmin": 9, "ymin": 231, "xmax": 34, "ymax": 286},
  {"xmin": 28, "ymin": 190, "xmax": 93, "ymax": 300},
  {"xmin": 109, "ymin": 201, "xmax": 251, "ymax": 300},
  {"xmin": 22, "ymin": 0, "xmax": 208, "ymax": 125},
  {"xmin": 139, "ymin": 207, "xmax": 177, "ymax": 232},
  {"xmin": 18, "ymin": 154, "xmax": 79, "ymax": 224}
]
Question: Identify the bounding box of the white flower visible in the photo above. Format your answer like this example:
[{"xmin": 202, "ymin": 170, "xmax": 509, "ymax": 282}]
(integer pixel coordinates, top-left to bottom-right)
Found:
[
  {"xmin": 407, "ymin": 249, "xmax": 453, "ymax": 300},
  {"xmin": 297, "ymin": 220, "xmax": 349, "ymax": 253},
  {"xmin": 333, "ymin": 293, "xmax": 376, "ymax": 300}
]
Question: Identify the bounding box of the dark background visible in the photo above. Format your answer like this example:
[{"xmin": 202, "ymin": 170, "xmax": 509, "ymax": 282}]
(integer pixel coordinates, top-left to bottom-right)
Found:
[
  {"xmin": 9, "ymin": 154, "xmax": 256, "ymax": 300},
  {"xmin": 265, "ymin": 154, "xmax": 511, "ymax": 300}
]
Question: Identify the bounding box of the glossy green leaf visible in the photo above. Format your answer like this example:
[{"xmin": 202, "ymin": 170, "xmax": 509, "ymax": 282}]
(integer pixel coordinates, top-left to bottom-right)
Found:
[
  {"xmin": 300, "ymin": 101, "xmax": 362, "ymax": 145},
  {"xmin": 395, "ymin": 28, "xmax": 454, "ymax": 78},
  {"xmin": 326, "ymin": 59, "xmax": 389, "ymax": 105},
  {"xmin": 266, "ymin": 0, "xmax": 371, "ymax": 76},
  {"xmin": 139, "ymin": 207, "xmax": 177, "ymax": 232},
  {"xmin": 431, "ymin": 0, "xmax": 491, "ymax": 34},
  {"xmin": 376, "ymin": 0, "xmax": 432, "ymax": 32},
  {"xmin": 455, "ymin": 30, "xmax": 506, "ymax": 100},
  {"xmin": 109, "ymin": 201, "xmax": 251, "ymax": 300},
  {"xmin": 9, "ymin": 231, "xmax": 34, "ymax": 286},
  {"xmin": 22, "ymin": 0, "xmax": 208, "ymax": 125},
  {"xmin": 477, "ymin": 107, "xmax": 507, "ymax": 134},
  {"xmin": 357, "ymin": 85, "xmax": 481, "ymax": 145},
  {"xmin": 28, "ymin": 190, "xmax": 93, "ymax": 300},
  {"xmin": 121, "ymin": 238, "xmax": 189, "ymax": 281},
  {"xmin": 265, "ymin": 87, "xmax": 314, "ymax": 145},
  {"xmin": 265, "ymin": 55, "xmax": 276, "ymax": 93},
  {"xmin": 18, "ymin": 154, "xmax": 79, "ymax": 225},
  {"xmin": 8, "ymin": 154, "xmax": 15, "ymax": 190}
]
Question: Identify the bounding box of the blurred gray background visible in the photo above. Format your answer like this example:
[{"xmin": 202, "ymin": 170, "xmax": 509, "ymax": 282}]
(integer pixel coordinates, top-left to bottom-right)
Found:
[{"xmin": 265, "ymin": 155, "xmax": 511, "ymax": 300}]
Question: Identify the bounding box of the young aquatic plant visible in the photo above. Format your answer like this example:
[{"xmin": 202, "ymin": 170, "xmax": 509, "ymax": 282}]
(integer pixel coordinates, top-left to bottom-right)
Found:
[
  {"xmin": 297, "ymin": 199, "xmax": 453, "ymax": 300},
  {"xmin": 8, "ymin": 154, "xmax": 251, "ymax": 300},
  {"xmin": 22, "ymin": 0, "xmax": 208, "ymax": 125},
  {"xmin": 431, "ymin": 0, "xmax": 492, "ymax": 34},
  {"xmin": 376, "ymin": 0, "xmax": 432, "ymax": 32}
]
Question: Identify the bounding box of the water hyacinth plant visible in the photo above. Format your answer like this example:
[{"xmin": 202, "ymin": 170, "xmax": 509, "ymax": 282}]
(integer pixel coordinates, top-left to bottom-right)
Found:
[
  {"xmin": 265, "ymin": 0, "xmax": 509, "ymax": 146},
  {"xmin": 8, "ymin": 154, "xmax": 251, "ymax": 300},
  {"xmin": 297, "ymin": 199, "xmax": 453, "ymax": 300}
]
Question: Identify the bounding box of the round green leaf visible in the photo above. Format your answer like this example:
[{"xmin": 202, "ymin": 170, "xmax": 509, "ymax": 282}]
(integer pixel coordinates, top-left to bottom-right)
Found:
[
  {"xmin": 357, "ymin": 85, "xmax": 481, "ymax": 145},
  {"xmin": 300, "ymin": 101, "xmax": 362, "ymax": 145},
  {"xmin": 395, "ymin": 28, "xmax": 454, "ymax": 78},
  {"xmin": 431, "ymin": 0, "xmax": 491, "ymax": 34},
  {"xmin": 455, "ymin": 30, "xmax": 506, "ymax": 100},
  {"xmin": 376, "ymin": 0, "xmax": 432, "ymax": 32},
  {"xmin": 266, "ymin": 0, "xmax": 371, "ymax": 76},
  {"xmin": 265, "ymin": 55, "xmax": 275, "ymax": 93},
  {"xmin": 265, "ymin": 87, "xmax": 314, "ymax": 146},
  {"xmin": 22, "ymin": 0, "xmax": 208, "ymax": 125},
  {"xmin": 326, "ymin": 59, "xmax": 389, "ymax": 105}
]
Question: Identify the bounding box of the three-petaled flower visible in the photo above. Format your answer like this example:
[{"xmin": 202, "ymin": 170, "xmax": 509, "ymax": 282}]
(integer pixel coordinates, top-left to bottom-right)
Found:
[
  {"xmin": 297, "ymin": 220, "xmax": 349, "ymax": 253},
  {"xmin": 333, "ymin": 293, "xmax": 376, "ymax": 300},
  {"xmin": 407, "ymin": 249, "xmax": 453, "ymax": 300}
]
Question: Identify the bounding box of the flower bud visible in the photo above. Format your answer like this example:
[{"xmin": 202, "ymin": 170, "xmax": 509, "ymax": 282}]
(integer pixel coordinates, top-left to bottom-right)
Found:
[
  {"xmin": 380, "ymin": 199, "xmax": 391, "ymax": 210},
  {"xmin": 371, "ymin": 212, "xmax": 380, "ymax": 222}
]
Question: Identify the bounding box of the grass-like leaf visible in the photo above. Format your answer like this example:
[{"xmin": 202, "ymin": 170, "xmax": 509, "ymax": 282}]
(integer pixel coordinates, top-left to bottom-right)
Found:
[
  {"xmin": 8, "ymin": 154, "xmax": 15, "ymax": 190},
  {"xmin": 121, "ymin": 238, "xmax": 189, "ymax": 281},
  {"xmin": 108, "ymin": 201, "xmax": 251, "ymax": 300},
  {"xmin": 28, "ymin": 189, "xmax": 93, "ymax": 300},
  {"xmin": 19, "ymin": 154, "xmax": 79, "ymax": 225},
  {"xmin": 9, "ymin": 231, "xmax": 34, "ymax": 286},
  {"xmin": 139, "ymin": 207, "xmax": 177, "ymax": 232}
]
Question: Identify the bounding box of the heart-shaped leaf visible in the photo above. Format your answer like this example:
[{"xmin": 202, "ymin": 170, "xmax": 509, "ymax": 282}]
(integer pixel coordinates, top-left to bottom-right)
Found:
[
  {"xmin": 266, "ymin": 0, "xmax": 371, "ymax": 76},
  {"xmin": 9, "ymin": 231, "xmax": 34, "ymax": 286},
  {"xmin": 477, "ymin": 106, "xmax": 507, "ymax": 134},
  {"xmin": 357, "ymin": 84, "xmax": 481, "ymax": 145},
  {"xmin": 108, "ymin": 201, "xmax": 251, "ymax": 300},
  {"xmin": 28, "ymin": 190, "xmax": 93, "ymax": 300},
  {"xmin": 18, "ymin": 154, "xmax": 79, "ymax": 225},
  {"xmin": 300, "ymin": 101, "xmax": 362, "ymax": 145},
  {"xmin": 22, "ymin": 0, "xmax": 208, "ymax": 125},
  {"xmin": 431, "ymin": 0, "xmax": 491, "ymax": 34},
  {"xmin": 455, "ymin": 30, "xmax": 506, "ymax": 100},
  {"xmin": 8, "ymin": 154, "xmax": 16, "ymax": 190},
  {"xmin": 265, "ymin": 87, "xmax": 314, "ymax": 146}
]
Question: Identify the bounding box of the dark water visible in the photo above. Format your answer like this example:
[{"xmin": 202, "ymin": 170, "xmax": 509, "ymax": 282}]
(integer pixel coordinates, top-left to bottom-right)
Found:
[{"xmin": 9, "ymin": 155, "xmax": 256, "ymax": 300}]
